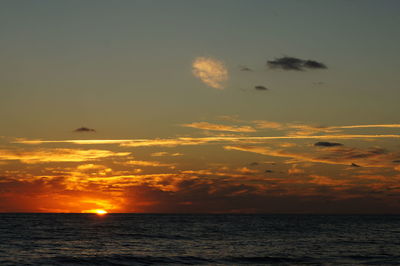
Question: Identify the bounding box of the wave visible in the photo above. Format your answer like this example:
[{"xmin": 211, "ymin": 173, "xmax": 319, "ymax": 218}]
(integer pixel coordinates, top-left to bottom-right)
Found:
[{"xmin": 35, "ymin": 255, "xmax": 213, "ymax": 265}]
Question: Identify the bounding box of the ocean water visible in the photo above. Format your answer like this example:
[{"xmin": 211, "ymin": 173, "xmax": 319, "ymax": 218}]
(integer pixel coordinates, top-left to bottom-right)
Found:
[{"xmin": 0, "ymin": 214, "xmax": 399, "ymax": 265}]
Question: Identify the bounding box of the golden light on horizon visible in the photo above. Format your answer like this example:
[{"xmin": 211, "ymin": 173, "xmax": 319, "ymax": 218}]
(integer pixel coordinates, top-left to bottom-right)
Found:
[
  {"xmin": 81, "ymin": 209, "xmax": 108, "ymax": 215},
  {"xmin": 95, "ymin": 209, "xmax": 108, "ymax": 215}
]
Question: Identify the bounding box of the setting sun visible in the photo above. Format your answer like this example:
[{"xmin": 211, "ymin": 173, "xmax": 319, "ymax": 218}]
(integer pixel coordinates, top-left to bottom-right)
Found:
[
  {"xmin": 82, "ymin": 209, "xmax": 108, "ymax": 215},
  {"xmin": 95, "ymin": 209, "xmax": 108, "ymax": 215}
]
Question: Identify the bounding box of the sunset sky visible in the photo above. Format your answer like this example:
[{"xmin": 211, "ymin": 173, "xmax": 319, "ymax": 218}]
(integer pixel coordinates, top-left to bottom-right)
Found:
[{"xmin": 1, "ymin": 0, "xmax": 400, "ymax": 213}]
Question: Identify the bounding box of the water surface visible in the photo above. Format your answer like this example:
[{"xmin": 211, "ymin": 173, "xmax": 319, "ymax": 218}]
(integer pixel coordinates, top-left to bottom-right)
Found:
[{"xmin": 0, "ymin": 214, "xmax": 399, "ymax": 265}]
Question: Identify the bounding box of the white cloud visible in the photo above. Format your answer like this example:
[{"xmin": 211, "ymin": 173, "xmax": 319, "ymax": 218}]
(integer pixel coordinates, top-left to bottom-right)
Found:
[{"xmin": 192, "ymin": 57, "xmax": 228, "ymax": 89}]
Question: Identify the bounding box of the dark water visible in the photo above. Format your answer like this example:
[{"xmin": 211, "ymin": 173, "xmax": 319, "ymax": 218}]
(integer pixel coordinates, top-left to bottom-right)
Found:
[{"xmin": 0, "ymin": 214, "xmax": 399, "ymax": 265}]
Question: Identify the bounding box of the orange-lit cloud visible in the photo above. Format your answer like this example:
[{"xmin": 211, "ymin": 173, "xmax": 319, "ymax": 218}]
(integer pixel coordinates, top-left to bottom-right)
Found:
[
  {"xmin": 76, "ymin": 164, "xmax": 107, "ymax": 170},
  {"xmin": 14, "ymin": 138, "xmax": 135, "ymax": 145},
  {"xmin": 253, "ymin": 120, "xmax": 284, "ymax": 129},
  {"xmin": 192, "ymin": 57, "xmax": 228, "ymax": 89},
  {"xmin": 4, "ymin": 118, "xmax": 400, "ymax": 214},
  {"xmin": 252, "ymin": 121, "xmax": 400, "ymax": 136},
  {"xmin": 182, "ymin": 122, "xmax": 256, "ymax": 132},
  {"xmin": 235, "ymin": 167, "xmax": 259, "ymax": 174},
  {"xmin": 124, "ymin": 160, "xmax": 176, "ymax": 168},
  {"xmin": 1, "ymin": 161, "xmax": 400, "ymax": 213},
  {"xmin": 224, "ymin": 145, "xmax": 400, "ymax": 169},
  {"xmin": 288, "ymin": 165, "xmax": 305, "ymax": 175},
  {"xmin": 0, "ymin": 148, "xmax": 130, "ymax": 163},
  {"xmin": 14, "ymin": 134, "xmax": 400, "ymax": 148},
  {"xmin": 151, "ymin": 152, "xmax": 183, "ymax": 157},
  {"xmin": 336, "ymin": 124, "xmax": 400, "ymax": 129}
]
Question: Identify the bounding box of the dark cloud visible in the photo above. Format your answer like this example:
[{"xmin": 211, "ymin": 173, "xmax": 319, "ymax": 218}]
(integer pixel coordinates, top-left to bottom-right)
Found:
[
  {"xmin": 392, "ymin": 160, "xmax": 400, "ymax": 163},
  {"xmin": 254, "ymin": 85, "xmax": 268, "ymax": 91},
  {"xmin": 314, "ymin": 141, "xmax": 343, "ymax": 147},
  {"xmin": 346, "ymin": 147, "xmax": 386, "ymax": 159},
  {"xmin": 265, "ymin": 169, "xmax": 274, "ymax": 173},
  {"xmin": 268, "ymin": 56, "xmax": 304, "ymax": 70},
  {"xmin": 249, "ymin": 162, "xmax": 259, "ymax": 166},
  {"xmin": 239, "ymin": 66, "xmax": 252, "ymax": 71},
  {"xmin": 2, "ymin": 166, "xmax": 400, "ymax": 213},
  {"xmin": 304, "ymin": 60, "xmax": 327, "ymax": 69},
  {"xmin": 121, "ymin": 177, "xmax": 400, "ymax": 214},
  {"xmin": 74, "ymin": 127, "xmax": 96, "ymax": 133},
  {"xmin": 267, "ymin": 56, "xmax": 327, "ymax": 71},
  {"xmin": 351, "ymin": 163, "xmax": 361, "ymax": 167}
]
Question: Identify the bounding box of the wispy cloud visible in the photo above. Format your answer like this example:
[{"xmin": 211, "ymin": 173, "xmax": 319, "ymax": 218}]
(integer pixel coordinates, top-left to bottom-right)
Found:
[
  {"xmin": 151, "ymin": 152, "xmax": 183, "ymax": 157},
  {"xmin": 224, "ymin": 145, "xmax": 400, "ymax": 169},
  {"xmin": 14, "ymin": 139, "xmax": 136, "ymax": 145},
  {"xmin": 0, "ymin": 148, "xmax": 130, "ymax": 163},
  {"xmin": 253, "ymin": 120, "xmax": 284, "ymax": 129},
  {"xmin": 239, "ymin": 65, "xmax": 252, "ymax": 71},
  {"xmin": 14, "ymin": 134, "xmax": 400, "ymax": 148},
  {"xmin": 336, "ymin": 124, "xmax": 400, "ymax": 129},
  {"xmin": 182, "ymin": 122, "xmax": 256, "ymax": 132},
  {"xmin": 288, "ymin": 165, "xmax": 305, "ymax": 175},
  {"xmin": 77, "ymin": 164, "xmax": 108, "ymax": 170},
  {"xmin": 192, "ymin": 57, "xmax": 228, "ymax": 89},
  {"xmin": 124, "ymin": 160, "xmax": 176, "ymax": 168},
  {"xmin": 253, "ymin": 121, "xmax": 400, "ymax": 136}
]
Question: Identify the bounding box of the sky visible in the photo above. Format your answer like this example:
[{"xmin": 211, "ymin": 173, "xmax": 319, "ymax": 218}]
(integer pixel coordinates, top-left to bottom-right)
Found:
[{"xmin": 1, "ymin": 0, "xmax": 400, "ymax": 213}]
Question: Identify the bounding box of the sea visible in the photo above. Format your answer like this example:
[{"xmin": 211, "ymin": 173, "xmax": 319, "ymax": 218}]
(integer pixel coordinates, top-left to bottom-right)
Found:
[{"xmin": 0, "ymin": 214, "xmax": 399, "ymax": 265}]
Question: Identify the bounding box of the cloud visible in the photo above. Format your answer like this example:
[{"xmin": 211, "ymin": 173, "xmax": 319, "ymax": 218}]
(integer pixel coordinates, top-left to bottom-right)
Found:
[
  {"xmin": 239, "ymin": 66, "xmax": 252, "ymax": 71},
  {"xmin": 288, "ymin": 165, "xmax": 305, "ymax": 175},
  {"xmin": 224, "ymin": 145, "xmax": 400, "ymax": 169},
  {"xmin": 287, "ymin": 124, "xmax": 339, "ymax": 136},
  {"xmin": 192, "ymin": 57, "xmax": 228, "ymax": 89},
  {"xmin": 1, "ymin": 151, "xmax": 400, "ymax": 213},
  {"xmin": 124, "ymin": 160, "xmax": 176, "ymax": 168},
  {"xmin": 2, "ymin": 173, "xmax": 398, "ymax": 213},
  {"xmin": 253, "ymin": 120, "xmax": 284, "ymax": 129},
  {"xmin": 151, "ymin": 152, "xmax": 183, "ymax": 157},
  {"xmin": 14, "ymin": 139, "xmax": 139, "ymax": 145},
  {"xmin": 254, "ymin": 85, "xmax": 268, "ymax": 91},
  {"xmin": 314, "ymin": 141, "xmax": 343, "ymax": 147},
  {"xmin": 267, "ymin": 56, "xmax": 327, "ymax": 71},
  {"xmin": 74, "ymin": 127, "xmax": 96, "ymax": 133},
  {"xmin": 336, "ymin": 124, "xmax": 400, "ymax": 129},
  {"xmin": 303, "ymin": 60, "xmax": 327, "ymax": 69},
  {"xmin": 252, "ymin": 121, "xmax": 400, "ymax": 136},
  {"xmin": 235, "ymin": 167, "xmax": 259, "ymax": 174},
  {"xmin": 14, "ymin": 133, "xmax": 400, "ymax": 148},
  {"xmin": 182, "ymin": 122, "xmax": 256, "ymax": 133},
  {"xmin": 0, "ymin": 148, "xmax": 130, "ymax": 163},
  {"xmin": 76, "ymin": 164, "xmax": 107, "ymax": 170}
]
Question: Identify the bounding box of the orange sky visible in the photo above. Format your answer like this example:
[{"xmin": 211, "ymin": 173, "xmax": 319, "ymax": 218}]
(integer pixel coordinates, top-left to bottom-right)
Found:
[
  {"xmin": 1, "ymin": 1, "xmax": 400, "ymax": 213},
  {"xmin": 1, "ymin": 120, "xmax": 400, "ymax": 213}
]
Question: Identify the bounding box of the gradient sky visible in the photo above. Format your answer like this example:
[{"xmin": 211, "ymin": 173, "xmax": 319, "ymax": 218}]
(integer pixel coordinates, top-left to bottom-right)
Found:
[{"xmin": 1, "ymin": 0, "xmax": 400, "ymax": 213}]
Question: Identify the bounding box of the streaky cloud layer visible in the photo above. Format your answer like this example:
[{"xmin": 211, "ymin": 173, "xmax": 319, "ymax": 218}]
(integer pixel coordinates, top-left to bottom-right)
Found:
[
  {"xmin": 14, "ymin": 134, "xmax": 400, "ymax": 148},
  {"xmin": 182, "ymin": 122, "xmax": 256, "ymax": 132},
  {"xmin": 0, "ymin": 148, "xmax": 130, "ymax": 163}
]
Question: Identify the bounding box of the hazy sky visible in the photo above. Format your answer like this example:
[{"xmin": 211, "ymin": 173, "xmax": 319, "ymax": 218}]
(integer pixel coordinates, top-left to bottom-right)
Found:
[{"xmin": 1, "ymin": 0, "xmax": 400, "ymax": 213}]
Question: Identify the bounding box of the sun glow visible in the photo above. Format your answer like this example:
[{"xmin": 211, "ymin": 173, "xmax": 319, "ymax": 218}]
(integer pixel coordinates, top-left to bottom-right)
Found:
[
  {"xmin": 82, "ymin": 209, "xmax": 108, "ymax": 215},
  {"xmin": 95, "ymin": 209, "xmax": 108, "ymax": 215}
]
